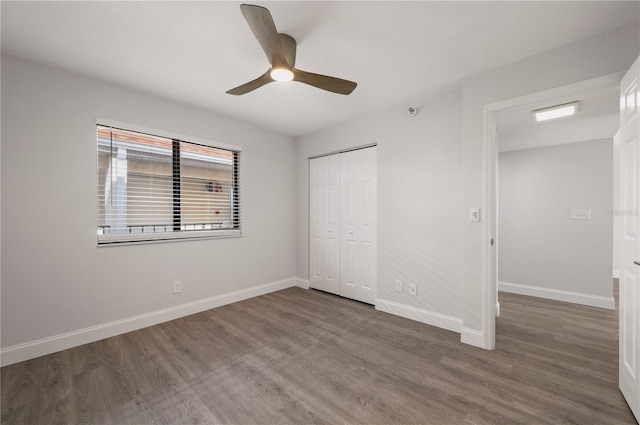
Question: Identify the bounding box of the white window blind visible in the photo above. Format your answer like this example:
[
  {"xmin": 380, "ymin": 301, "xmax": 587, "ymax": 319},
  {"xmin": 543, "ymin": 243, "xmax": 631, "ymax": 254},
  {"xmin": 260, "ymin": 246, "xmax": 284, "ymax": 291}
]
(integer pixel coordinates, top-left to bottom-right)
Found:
[{"xmin": 97, "ymin": 124, "xmax": 241, "ymax": 244}]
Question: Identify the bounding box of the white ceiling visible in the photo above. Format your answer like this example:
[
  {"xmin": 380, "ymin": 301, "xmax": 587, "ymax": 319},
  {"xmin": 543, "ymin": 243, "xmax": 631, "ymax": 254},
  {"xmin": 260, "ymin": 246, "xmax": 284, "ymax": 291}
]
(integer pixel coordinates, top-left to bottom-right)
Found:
[{"xmin": 2, "ymin": 1, "xmax": 639, "ymax": 138}]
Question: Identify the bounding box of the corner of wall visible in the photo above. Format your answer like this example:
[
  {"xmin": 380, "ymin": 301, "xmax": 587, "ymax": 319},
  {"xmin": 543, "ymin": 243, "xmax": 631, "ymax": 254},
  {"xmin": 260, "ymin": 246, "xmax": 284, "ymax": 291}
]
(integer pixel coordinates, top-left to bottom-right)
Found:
[
  {"xmin": 296, "ymin": 277, "xmax": 310, "ymax": 289},
  {"xmin": 461, "ymin": 327, "xmax": 489, "ymax": 349},
  {"xmin": 1, "ymin": 277, "xmax": 299, "ymax": 367}
]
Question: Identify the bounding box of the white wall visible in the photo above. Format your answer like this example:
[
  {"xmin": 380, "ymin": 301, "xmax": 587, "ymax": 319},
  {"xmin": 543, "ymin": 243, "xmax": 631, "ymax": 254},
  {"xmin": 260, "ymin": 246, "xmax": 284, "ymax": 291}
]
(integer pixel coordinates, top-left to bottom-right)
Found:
[
  {"xmin": 498, "ymin": 139, "xmax": 614, "ymax": 308},
  {"xmin": 1, "ymin": 55, "xmax": 297, "ymax": 364},
  {"xmin": 461, "ymin": 22, "xmax": 638, "ymax": 347},
  {"xmin": 3, "ymin": 21, "xmax": 638, "ymax": 363},
  {"xmin": 296, "ymin": 23, "xmax": 638, "ymax": 348},
  {"xmin": 297, "ymin": 89, "xmax": 465, "ymax": 331}
]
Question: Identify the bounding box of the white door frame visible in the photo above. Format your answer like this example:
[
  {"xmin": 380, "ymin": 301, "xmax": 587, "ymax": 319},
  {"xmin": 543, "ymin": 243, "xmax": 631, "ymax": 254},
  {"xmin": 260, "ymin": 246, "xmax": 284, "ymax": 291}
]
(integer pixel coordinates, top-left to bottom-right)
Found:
[{"xmin": 480, "ymin": 72, "xmax": 624, "ymax": 349}]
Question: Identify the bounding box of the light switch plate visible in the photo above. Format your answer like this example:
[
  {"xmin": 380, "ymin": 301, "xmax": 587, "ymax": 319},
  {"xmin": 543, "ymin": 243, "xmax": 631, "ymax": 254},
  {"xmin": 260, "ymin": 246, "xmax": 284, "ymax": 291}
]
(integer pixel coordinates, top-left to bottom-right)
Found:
[
  {"xmin": 470, "ymin": 207, "xmax": 481, "ymax": 222},
  {"xmin": 571, "ymin": 209, "xmax": 591, "ymax": 220}
]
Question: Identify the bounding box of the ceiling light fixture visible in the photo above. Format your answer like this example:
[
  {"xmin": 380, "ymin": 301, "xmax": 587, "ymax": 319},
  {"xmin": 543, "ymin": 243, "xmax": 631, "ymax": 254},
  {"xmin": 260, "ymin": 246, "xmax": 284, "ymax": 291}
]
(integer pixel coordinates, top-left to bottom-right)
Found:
[
  {"xmin": 532, "ymin": 101, "xmax": 579, "ymax": 122},
  {"xmin": 270, "ymin": 67, "xmax": 294, "ymax": 83}
]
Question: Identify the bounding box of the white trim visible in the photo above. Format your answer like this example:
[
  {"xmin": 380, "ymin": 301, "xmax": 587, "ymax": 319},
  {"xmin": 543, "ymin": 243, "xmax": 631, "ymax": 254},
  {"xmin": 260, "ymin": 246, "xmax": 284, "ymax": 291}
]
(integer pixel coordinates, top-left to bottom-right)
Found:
[
  {"xmin": 98, "ymin": 229, "xmax": 241, "ymax": 245},
  {"xmin": 375, "ymin": 299, "xmax": 462, "ymax": 333},
  {"xmin": 97, "ymin": 118, "xmax": 242, "ymax": 152},
  {"xmin": 1, "ymin": 277, "xmax": 297, "ymax": 367},
  {"xmin": 614, "ymin": 270, "xmax": 621, "ymax": 279},
  {"xmin": 296, "ymin": 278, "xmax": 310, "ymax": 289},
  {"xmin": 481, "ymin": 105, "xmax": 498, "ymax": 350},
  {"xmin": 498, "ymin": 281, "xmax": 615, "ymax": 310},
  {"xmin": 461, "ymin": 327, "xmax": 486, "ymax": 347},
  {"xmin": 308, "ymin": 143, "xmax": 378, "ymax": 160},
  {"xmin": 480, "ymin": 72, "xmax": 624, "ymax": 351},
  {"xmin": 483, "ymin": 72, "xmax": 624, "ymax": 114}
]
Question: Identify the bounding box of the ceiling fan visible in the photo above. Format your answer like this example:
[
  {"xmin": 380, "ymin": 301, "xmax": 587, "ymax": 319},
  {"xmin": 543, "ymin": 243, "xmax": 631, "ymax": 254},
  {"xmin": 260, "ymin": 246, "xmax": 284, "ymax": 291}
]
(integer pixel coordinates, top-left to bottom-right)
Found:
[{"xmin": 226, "ymin": 4, "xmax": 357, "ymax": 96}]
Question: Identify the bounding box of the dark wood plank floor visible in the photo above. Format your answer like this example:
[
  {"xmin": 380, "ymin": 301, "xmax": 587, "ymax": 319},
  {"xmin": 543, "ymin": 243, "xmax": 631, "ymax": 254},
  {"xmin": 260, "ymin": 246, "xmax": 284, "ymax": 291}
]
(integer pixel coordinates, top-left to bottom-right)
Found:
[{"xmin": 2, "ymin": 285, "xmax": 636, "ymax": 424}]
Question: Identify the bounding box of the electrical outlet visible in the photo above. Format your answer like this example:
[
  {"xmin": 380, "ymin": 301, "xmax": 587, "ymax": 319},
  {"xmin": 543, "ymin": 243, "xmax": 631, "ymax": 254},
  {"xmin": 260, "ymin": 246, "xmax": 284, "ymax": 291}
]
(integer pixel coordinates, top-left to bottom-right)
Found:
[
  {"xmin": 173, "ymin": 281, "xmax": 182, "ymax": 294},
  {"xmin": 395, "ymin": 280, "xmax": 403, "ymax": 292},
  {"xmin": 408, "ymin": 283, "xmax": 417, "ymax": 296}
]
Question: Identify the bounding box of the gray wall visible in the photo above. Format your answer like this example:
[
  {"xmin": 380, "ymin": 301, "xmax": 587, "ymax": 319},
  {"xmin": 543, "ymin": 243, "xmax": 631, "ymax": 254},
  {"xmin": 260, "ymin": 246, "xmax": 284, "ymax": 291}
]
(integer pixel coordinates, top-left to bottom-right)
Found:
[
  {"xmin": 460, "ymin": 23, "xmax": 637, "ymax": 344},
  {"xmin": 296, "ymin": 89, "xmax": 465, "ymax": 330},
  {"xmin": 296, "ymin": 23, "xmax": 638, "ymax": 347},
  {"xmin": 2, "ymin": 21, "xmax": 637, "ymax": 360},
  {"xmin": 498, "ymin": 140, "xmax": 613, "ymax": 303},
  {"xmin": 1, "ymin": 55, "xmax": 297, "ymax": 350}
]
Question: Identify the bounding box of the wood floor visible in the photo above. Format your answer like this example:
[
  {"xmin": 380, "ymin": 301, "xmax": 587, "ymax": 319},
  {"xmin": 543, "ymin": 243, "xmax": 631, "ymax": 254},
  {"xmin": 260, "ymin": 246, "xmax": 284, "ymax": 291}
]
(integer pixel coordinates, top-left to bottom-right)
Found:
[{"xmin": 1, "ymin": 285, "xmax": 636, "ymax": 424}]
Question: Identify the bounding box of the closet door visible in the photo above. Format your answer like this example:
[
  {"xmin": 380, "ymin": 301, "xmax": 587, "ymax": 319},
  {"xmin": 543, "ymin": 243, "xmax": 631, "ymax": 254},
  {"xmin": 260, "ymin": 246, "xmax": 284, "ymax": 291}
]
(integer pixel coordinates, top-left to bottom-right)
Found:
[
  {"xmin": 340, "ymin": 147, "xmax": 377, "ymax": 304},
  {"xmin": 309, "ymin": 154, "xmax": 341, "ymax": 294}
]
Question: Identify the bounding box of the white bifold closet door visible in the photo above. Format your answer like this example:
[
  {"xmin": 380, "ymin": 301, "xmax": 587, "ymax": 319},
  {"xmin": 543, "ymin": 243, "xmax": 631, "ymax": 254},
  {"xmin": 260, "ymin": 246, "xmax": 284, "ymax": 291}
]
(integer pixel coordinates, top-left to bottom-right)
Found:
[
  {"xmin": 309, "ymin": 153, "xmax": 341, "ymax": 294},
  {"xmin": 309, "ymin": 147, "xmax": 377, "ymax": 304}
]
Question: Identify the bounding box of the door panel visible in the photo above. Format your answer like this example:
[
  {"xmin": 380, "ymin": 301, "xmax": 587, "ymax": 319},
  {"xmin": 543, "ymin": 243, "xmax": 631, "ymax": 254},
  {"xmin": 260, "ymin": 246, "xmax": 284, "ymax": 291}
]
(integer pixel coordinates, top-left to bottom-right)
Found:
[
  {"xmin": 363, "ymin": 180, "xmax": 373, "ymax": 225},
  {"xmin": 620, "ymin": 55, "xmax": 640, "ymax": 423},
  {"xmin": 345, "ymin": 239, "xmax": 357, "ymax": 286},
  {"xmin": 309, "ymin": 155, "xmax": 340, "ymax": 294},
  {"xmin": 340, "ymin": 147, "xmax": 377, "ymax": 304},
  {"xmin": 362, "ymin": 242, "xmax": 372, "ymax": 288},
  {"xmin": 622, "ymin": 268, "xmax": 637, "ymax": 378}
]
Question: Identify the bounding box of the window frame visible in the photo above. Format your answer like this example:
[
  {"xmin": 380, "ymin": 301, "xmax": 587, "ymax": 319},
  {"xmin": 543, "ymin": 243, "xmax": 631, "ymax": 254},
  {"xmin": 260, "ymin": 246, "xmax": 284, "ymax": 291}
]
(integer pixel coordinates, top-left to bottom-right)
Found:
[{"xmin": 96, "ymin": 119, "xmax": 242, "ymax": 246}]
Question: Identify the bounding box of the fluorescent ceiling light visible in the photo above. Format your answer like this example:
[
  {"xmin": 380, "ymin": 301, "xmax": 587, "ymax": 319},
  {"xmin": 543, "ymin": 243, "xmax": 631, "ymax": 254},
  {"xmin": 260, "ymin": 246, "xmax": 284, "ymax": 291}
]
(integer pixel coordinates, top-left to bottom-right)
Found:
[{"xmin": 532, "ymin": 102, "xmax": 578, "ymax": 122}]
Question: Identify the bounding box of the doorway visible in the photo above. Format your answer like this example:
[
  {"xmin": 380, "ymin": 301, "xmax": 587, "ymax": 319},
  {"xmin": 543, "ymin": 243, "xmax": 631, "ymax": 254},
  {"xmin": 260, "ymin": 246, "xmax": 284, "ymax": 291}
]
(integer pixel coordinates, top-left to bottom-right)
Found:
[
  {"xmin": 481, "ymin": 72, "xmax": 625, "ymax": 348},
  {"xmin": 495, "ymin": 86, "xmax": 619, "ymax": 312}
]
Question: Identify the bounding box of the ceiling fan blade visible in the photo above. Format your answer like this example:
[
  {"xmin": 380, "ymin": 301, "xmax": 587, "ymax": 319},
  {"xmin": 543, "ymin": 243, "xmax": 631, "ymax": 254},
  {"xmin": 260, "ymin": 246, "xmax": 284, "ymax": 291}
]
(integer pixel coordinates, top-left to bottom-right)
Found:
[
  {"xmin": 226, "ymin": 70, "xmax": 273, "ymax": 95},
  {"xmin": 240, "ymin": 4, "xmax": 287, "ymax": 68},
  {"xmin": 292, "ymin": 68, "xmax": 357, "ymax": 95},
  {"xmin": 279, "ymin": 34, "xmax": 296, "ymax": 67}
]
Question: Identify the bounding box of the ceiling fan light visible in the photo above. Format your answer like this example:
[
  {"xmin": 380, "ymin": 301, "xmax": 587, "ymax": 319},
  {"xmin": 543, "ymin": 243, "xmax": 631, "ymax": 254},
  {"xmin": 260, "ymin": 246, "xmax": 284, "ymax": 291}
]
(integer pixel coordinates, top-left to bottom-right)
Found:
[{"xmin": 270, "ymin": 67, "xmax": 294, "ymax": 83}]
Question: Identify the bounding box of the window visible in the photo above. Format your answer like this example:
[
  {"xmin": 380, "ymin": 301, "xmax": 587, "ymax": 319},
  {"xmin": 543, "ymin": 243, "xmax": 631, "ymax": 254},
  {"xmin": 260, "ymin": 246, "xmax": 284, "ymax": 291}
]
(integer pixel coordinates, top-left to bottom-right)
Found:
[{"xmin": 97, "ymin": 122, "xmax": 241, "ymax": 244}]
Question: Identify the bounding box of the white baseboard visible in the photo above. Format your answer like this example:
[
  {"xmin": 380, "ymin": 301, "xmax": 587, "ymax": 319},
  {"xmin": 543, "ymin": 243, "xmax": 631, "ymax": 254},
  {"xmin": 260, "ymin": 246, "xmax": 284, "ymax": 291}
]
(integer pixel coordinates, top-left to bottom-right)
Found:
[
  {"xmin": 461, "ymin": 327, "xmax": 487, "ymax": 348},
  {"xmin": 296, "ymin": 277, "xmax": 310, "ymax": 289},
  {"xmin": 375, "ymin": 299, "xmax": 462, "ymax": 333},
  {"xmin": 613, "ymin": 270, "xmax": 621, "ymax": 279},
  {"xmin": 498, "ymin": 281, "xmax": 615, "ymax": 310},
  {"xmin": 1, "ymin": 277, "xmax": 298, "ymax": 367}
]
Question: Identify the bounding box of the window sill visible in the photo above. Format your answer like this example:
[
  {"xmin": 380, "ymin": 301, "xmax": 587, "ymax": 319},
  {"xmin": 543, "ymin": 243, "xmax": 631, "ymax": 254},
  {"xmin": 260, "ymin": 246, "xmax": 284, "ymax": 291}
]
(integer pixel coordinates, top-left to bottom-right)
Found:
[{"xmin": 97, "ymin": 230, "xmax": 242, "ymax": 247}]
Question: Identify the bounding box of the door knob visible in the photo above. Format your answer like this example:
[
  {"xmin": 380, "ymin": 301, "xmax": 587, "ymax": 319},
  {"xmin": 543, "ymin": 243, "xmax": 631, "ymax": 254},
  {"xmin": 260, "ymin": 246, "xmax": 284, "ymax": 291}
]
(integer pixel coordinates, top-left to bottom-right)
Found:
[{"xmin": 634, "ymin": 261, "xmax": 640, "ymax": 266}]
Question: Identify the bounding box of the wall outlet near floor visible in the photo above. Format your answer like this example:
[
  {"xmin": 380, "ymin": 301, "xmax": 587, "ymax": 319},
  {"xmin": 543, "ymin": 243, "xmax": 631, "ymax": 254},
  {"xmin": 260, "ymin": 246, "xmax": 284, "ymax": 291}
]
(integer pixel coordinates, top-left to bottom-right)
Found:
[
  {"xmin": 395, "ymin": 280, "xmax": 403, "ymax": 292},
  {"xmin": 408, "ymin": 283, "xmax": 417, "ymax": 296},
  {"xmin": 173, "ymin": 281, "xmax": 182, "ymax": 294}
]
